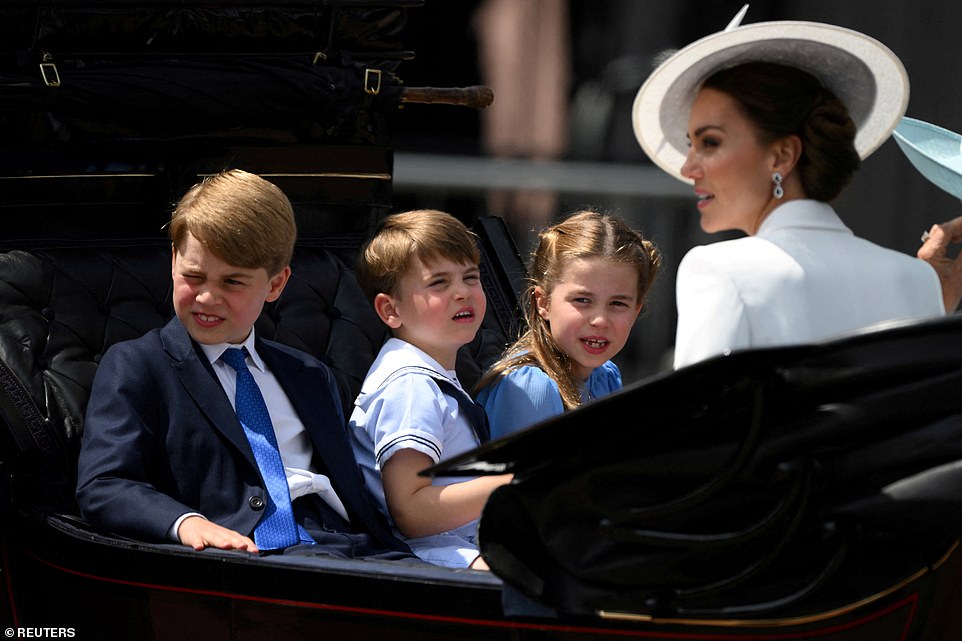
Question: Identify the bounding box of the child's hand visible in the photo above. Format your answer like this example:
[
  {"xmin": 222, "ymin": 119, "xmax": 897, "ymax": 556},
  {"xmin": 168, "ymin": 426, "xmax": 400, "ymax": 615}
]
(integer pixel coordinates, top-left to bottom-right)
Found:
[{"xmin": 177, "ymin": 515, "xmax": 259, "ymax": 552}]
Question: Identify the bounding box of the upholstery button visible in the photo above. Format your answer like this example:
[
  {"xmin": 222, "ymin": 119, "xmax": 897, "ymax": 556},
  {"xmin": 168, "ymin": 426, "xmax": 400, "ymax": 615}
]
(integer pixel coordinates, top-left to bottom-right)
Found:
[{"xmin": 249, "ymin": 496, "xmax": 265, "ymax": 511}]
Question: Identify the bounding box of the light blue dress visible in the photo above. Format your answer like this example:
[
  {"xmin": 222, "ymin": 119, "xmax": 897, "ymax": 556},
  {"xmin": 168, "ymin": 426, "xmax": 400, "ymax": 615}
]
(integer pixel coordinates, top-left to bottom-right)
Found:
[{"xmin": 476, "ymin": 361, "xmax": 622, "ymax": 440}]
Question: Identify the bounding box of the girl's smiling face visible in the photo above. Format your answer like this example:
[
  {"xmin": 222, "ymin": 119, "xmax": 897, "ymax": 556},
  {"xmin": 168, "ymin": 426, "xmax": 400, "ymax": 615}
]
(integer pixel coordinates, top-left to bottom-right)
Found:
[{"xmin": 536, "ymin": 257, "xmax": 642, "ymax": 382}]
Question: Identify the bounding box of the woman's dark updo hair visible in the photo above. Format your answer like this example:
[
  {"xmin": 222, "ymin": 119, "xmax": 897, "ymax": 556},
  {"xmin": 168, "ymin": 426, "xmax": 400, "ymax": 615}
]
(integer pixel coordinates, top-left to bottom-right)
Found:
[{"xmin": 702, "ymin": 61, "xmax": 860, "ymax": 202}]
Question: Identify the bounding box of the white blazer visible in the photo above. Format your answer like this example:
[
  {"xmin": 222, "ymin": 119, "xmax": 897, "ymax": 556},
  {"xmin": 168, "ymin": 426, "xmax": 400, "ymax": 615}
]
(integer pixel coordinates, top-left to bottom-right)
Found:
[{"xmin": 673, "ymin": 200, "xmax": 944, "ymax": 369}]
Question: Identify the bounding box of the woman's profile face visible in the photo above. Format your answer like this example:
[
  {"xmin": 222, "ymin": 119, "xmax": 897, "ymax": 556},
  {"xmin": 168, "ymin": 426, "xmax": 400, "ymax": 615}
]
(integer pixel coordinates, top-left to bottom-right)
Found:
[{"xmin": 681, "ymin": 87, "xmax": 779, "ymax": 235}]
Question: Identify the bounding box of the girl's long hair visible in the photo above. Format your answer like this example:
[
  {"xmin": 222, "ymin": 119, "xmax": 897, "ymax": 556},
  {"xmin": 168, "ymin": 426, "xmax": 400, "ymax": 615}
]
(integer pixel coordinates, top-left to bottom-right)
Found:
[{"xmin": 476, "ymin": 210, "xmax": 661, "ymax": 409}]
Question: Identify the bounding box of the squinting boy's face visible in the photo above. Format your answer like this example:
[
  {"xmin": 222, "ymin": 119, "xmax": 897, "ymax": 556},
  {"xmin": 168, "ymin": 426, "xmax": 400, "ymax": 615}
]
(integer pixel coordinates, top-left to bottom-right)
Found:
[
  {"xmin": 380, "ymin": 255, "xmax": 486, "ymax": 370},
  {"xmin": 172, "ymin": 232, "xmax": 289, "ymax": 345},
  {"xmin": 537, "ymin": 257, "xmax": 642, "ymax": 382}
]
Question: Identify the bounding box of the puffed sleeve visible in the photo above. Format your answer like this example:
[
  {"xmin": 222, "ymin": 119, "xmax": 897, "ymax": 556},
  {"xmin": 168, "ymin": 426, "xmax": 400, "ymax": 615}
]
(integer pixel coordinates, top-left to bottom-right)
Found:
[
  {"xmin": 586, "ymin": 360, "xmax": 623, "ymax": 401},
  {"xmin": 673, "ymin": 245, "xmax": 751, "ymax": 369},
  {"xmin": 367, "ymin": 373, "xmax": 453, "ymax": 468},
  {"xmin": 477, "ymin": 366, "xmax": 564, "ymax": 440}
]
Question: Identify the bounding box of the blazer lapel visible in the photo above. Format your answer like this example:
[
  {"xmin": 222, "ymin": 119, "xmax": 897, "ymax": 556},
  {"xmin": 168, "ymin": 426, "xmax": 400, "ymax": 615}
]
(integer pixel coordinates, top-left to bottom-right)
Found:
[
  {"xmin": 258, "ymin": 342, "xmax": 354, "ymax": 476},
  {"xmin": 160, "ymin": 320, "xmax": 257, "ymax": 468},
  {"xmin": 259, "ymin": 340, "xmax": 381, "ymax": 527}
]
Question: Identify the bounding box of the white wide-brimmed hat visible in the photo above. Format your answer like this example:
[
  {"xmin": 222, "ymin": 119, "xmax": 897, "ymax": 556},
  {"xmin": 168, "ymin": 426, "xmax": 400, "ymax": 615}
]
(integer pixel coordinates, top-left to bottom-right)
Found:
[
  {"xmin": 893, "ymin": 117, "xmax": 962, "ymax": 200},
  {"xmin": 631, "ymin": 13, "xmax": 910, "ymax": 183}
]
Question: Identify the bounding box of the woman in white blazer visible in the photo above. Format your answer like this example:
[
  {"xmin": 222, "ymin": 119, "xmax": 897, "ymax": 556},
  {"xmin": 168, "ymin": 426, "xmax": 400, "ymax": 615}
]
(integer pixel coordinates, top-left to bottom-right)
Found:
[{"xmin": 631, "ymin": 16, "xmax": 945, "ymax": 369}]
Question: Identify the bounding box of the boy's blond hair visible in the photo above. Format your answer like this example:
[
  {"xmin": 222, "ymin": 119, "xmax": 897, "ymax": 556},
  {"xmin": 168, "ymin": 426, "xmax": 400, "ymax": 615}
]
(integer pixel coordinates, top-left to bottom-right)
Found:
[
  {"xmin": 169, "ymin": 169, "xmax": 296, "ymax": 275},
  {"xmin": 356, "ymin": 209, "xmax": 481, "ymax": 302}
]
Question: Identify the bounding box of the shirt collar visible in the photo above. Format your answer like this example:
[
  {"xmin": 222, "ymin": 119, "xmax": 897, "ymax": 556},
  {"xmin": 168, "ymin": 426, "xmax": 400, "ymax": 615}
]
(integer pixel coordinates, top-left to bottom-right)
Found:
[
  {"xmin": 200, "ymin": 329, "xmax": 266, "ymax": 372},
  {"xmin": 361, "ymin": 337, "xmax": 461, "ymax": 393},
  {"xmin": 756, "ymin": 199, "xmax": 852, "ymax": 237}
]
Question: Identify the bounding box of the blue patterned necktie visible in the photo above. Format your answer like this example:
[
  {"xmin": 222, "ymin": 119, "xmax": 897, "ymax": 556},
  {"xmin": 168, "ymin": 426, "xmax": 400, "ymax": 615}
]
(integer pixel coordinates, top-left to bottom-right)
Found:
[{"xmin": 221, "ymin": 347, "xmax": 305, "ymax": 550}]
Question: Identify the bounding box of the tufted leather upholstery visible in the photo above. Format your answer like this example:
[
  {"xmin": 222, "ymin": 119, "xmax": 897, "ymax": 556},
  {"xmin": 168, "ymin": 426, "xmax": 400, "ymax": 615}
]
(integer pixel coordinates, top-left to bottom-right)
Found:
[{"xmin": 0, "ymin": 225, "xmax": 520, "ymax": 513}]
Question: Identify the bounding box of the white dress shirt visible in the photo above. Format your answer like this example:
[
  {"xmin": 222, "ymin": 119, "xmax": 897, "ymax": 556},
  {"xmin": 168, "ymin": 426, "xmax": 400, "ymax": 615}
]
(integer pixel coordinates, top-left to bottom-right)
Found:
[
  {"xmin": 171, "ymin": 330, "xmax": 349, "ymax": 542},
  {"xmin": 206, "ymin": 332, "xmax": 349, "ymax": 520}
]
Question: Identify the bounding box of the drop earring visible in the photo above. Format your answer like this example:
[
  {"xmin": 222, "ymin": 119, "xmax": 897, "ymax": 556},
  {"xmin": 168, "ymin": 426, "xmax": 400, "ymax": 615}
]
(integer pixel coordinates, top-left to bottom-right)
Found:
[{"xmin": 772, "ymin": 172, "xmax": 784, "ymax": 199}]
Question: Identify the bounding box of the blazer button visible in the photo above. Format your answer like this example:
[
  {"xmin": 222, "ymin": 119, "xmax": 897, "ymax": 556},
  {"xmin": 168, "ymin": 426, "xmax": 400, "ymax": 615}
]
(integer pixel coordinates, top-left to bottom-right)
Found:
[{"xmin": 249, "ymin": 496, "xmax": 266, "ymax": 511}]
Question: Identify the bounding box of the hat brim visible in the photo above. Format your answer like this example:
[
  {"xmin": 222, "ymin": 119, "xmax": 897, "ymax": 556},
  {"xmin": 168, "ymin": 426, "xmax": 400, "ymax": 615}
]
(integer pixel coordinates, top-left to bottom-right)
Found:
[
  {"xmin": 632, "ymin": 21, "xmax": 909, "ymax": 184},
  {"xmin": 893, "ymin": 117, "xmax": 962, "ymax": 200}
]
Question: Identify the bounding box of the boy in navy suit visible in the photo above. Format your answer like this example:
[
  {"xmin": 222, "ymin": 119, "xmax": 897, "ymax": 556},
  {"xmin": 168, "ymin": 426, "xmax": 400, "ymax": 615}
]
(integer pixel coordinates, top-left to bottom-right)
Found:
[{"xmin": 76, "ymin": 169, "xmax": 410, "ymax": 559}]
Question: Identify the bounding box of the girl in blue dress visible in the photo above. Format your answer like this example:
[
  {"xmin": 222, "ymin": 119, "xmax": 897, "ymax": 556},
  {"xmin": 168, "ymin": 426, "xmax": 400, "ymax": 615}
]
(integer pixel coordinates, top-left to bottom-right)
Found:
[{"xmin": 475, "ymin": 210, "xmax": 661, "ymax": 439}]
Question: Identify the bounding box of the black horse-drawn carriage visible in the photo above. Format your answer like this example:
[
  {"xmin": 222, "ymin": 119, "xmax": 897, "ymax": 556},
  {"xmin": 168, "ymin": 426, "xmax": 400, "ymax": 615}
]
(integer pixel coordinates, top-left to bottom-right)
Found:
[{"xmin": 1, "ymin": 3, "xmax": 961, "ymax": 639}]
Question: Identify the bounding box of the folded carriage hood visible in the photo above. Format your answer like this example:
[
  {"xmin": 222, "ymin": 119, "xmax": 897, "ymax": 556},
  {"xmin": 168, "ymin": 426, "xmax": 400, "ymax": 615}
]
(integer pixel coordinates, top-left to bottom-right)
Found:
[{"xmin": 429, "ymin": 314, "xmax": 962, "ymax": 618}]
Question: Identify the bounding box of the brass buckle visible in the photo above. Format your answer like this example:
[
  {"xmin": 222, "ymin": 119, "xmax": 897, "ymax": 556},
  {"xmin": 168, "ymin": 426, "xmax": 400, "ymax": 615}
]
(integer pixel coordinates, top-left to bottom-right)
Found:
[
  {"xmin": 40, "ymin": 53, "xmax": 60, "ymax": 87},
  {"xmin": 363, "ymin": 68, "xmax": 381, "ymax": 96}
]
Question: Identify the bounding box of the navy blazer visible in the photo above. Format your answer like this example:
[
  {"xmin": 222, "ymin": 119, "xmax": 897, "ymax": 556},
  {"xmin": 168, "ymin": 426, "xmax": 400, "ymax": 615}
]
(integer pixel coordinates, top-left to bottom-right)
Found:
[{"xmin": 76, "ymin": 317, "xmax": 404, "ymax": 552}]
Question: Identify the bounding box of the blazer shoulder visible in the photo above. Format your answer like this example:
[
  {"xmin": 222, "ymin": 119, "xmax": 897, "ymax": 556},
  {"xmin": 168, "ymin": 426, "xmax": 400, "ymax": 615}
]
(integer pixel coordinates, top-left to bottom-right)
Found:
[
  {"xmin": 99, "ymin": 326, "xmax": 166, "ymax": 366},
  {"xmin": 258, "ymin": 337, "xmax": 327, "ymax": 369},
  {"xmin": 256, "ymin": 338, "xmax": 342, "ymax": 393}
]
